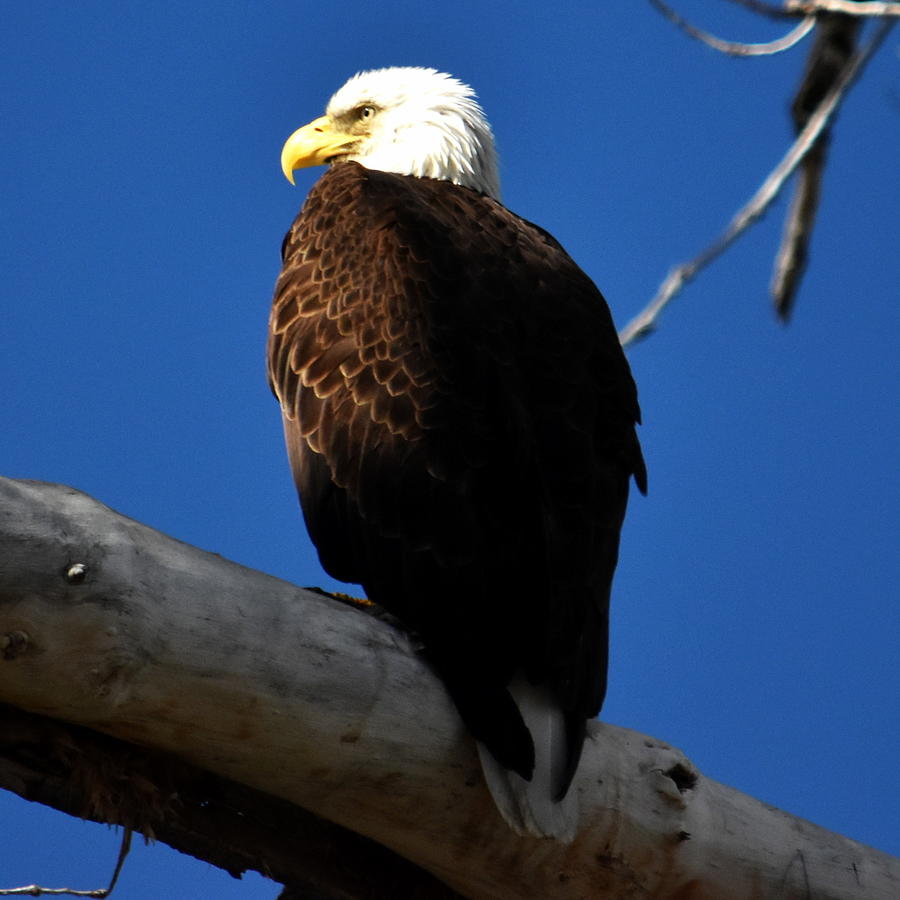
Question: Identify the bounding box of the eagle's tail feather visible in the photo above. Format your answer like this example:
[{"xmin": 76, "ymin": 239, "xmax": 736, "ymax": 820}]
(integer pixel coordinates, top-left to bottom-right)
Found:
[{"xmin": 477, "ymin": 676, "xmax": 579, "ymax": 842}]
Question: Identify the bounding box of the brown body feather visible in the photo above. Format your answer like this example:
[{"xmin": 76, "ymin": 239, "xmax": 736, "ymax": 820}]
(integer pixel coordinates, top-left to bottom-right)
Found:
[{"xmin": 268, "ymin": 161, "xmax": 645, "ymax": 790}]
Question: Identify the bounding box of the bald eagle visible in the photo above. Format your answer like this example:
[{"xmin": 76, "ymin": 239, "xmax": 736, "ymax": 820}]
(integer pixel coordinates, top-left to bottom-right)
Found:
[{"xmin": 269, "ymin": 67, "xmax": 645, "ymax": 839}]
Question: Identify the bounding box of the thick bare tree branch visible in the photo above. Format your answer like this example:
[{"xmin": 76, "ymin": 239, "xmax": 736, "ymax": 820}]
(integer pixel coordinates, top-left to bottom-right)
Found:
[
  {"xmin": 0, "ymin": 705, "xmax": 459, "ymax": 900},
  {"xmin": 1, "ymin": 476, "xmax": 898, "ymax": 898}
]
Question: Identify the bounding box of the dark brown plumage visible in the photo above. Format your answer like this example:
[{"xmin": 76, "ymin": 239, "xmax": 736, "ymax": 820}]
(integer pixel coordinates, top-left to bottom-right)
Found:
[{"xmin": 268, "ymin": 160, "xmax": 645, "ymax": 794}]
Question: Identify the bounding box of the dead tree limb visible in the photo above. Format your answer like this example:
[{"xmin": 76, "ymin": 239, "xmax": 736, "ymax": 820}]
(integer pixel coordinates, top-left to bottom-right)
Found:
[
  {"xmin": 786, "ymin": 1, "xmax": 900, "ymax": 15},
  {"xmin": 648, "ymin": 0, "xmax": 816, "ymax": 55},
  {"xmin": 619, "ymin": 17, "xmax": 891, "ymax": 346},
  {"xmin": 1, "ymin": 476, "xmax": 898, "ymax": 899},
  {"xmin": 0, "ymin": 704, "xmax": 459, "ymax": 900},
  {"xmin": 771, "ymin": 11, "xmax": 860, "ymax": 318}
]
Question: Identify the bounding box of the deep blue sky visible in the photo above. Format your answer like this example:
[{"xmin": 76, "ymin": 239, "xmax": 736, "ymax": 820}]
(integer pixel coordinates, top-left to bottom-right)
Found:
[{"xmin": 1, "ymin": 2, "xmax": 897, "ymax": 895}]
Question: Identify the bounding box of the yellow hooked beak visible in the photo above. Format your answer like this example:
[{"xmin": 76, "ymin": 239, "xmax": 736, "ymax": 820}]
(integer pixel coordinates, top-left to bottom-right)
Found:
[{"xmin": 280, "ymin": 115, "xmax": 360, "ymax": 184}]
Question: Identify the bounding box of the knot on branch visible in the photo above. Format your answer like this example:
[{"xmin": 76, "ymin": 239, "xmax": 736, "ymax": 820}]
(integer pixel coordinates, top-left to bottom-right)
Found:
[
  {"xmin": 1, "ymin": 631, "xmax": 30, "ymax": 661},
  {"xmin": 65, "ymin": 563, "xmax": 89, "ymax": 584}
]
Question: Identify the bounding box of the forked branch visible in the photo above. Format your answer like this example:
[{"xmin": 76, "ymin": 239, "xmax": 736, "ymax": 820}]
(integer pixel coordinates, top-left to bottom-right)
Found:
[{"xmin": 619, "ymin": 17, "xmax": 892, "ymax": 346}]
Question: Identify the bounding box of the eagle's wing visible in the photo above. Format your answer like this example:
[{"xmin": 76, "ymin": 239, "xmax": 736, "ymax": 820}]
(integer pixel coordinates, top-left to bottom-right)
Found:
[{"xmin": 268, "ymin": 162, "xmax": 645, "ymax": 786}]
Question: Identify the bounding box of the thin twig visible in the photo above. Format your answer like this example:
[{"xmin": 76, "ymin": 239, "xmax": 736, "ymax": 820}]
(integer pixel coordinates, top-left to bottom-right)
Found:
[
  {"xmin": 618, "ymin": 19, "xmax": 893, "ymax": 346},
  {"xmin": 787, "ymin": 0, "xmax": 900, "ymax": 15},
  {"xmin": 649, "ymin": 0, "xmax": 816, "ymax": 55},
  {"xmin": 0, "ymin": 830, "xmax": 132, "ymax": 898},
  {"xmin": 0, "ymin": 887, "xmax": 107, "ymax": 898},
  {"xmin": 102, "ymin": 829, "xmax": 132, "ymax": 898},
  {"xmin": 723, "ymin": 0, "xmax": 900, "ymax": 20},
  {"xmin": 724, "ymin": 0, "xmax": 799, "ymax": 19}
]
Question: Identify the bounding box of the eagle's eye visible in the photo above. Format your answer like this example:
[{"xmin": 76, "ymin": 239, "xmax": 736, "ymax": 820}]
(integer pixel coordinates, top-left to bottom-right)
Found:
[{"xmin": 357, "ymin": 105, "xmax": 376, "ymax": 121}]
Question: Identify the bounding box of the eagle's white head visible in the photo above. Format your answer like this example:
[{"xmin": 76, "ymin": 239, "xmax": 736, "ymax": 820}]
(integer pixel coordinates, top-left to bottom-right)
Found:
[{"xmin": 280, "ymin": 67, "xmax": 501, "ymax": 200}]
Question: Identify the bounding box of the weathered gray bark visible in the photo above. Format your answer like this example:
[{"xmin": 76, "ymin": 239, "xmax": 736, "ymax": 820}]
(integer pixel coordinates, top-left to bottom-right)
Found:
[
  {"xmin": 0, "ymin": 702, "xmax": 462, "ymax": 900},
  {"xmin": 0, "ymin": 476, "xmax": 897, "ymax": 899}
]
